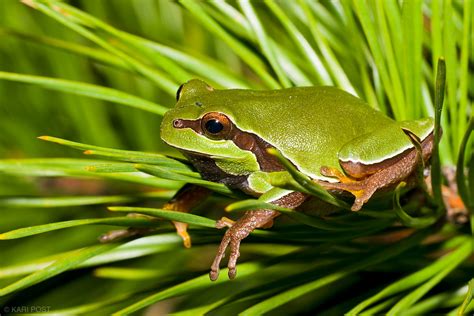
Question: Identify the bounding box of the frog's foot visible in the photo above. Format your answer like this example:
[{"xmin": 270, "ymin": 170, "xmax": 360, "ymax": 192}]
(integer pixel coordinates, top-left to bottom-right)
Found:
[
  {"xmin": 320, "ymin": 178, "xmax": 379, "ymax": 211},
  {"xmin": 321, "ymin": 140, "xmax": 427, "ymax": 211},
  {"xmin": 162, "ymin": 185, "xmax": 211, "ymax": 248},
  {"xmin": 320, "ymin": 166, "xmax": 373, "ymax": 211},
  {"xmin": 163, "ymin": 203, "xmax": 192, "ymax": 248},
  {"xmin": 350, "ymin": 187, "xmax": 377, "ymax": 211},
  {"xmin": 172, "ymin": 221, "xmax": 191, "ymax": 248},
  {"xmin": 209, "ymin": 210, "xmax": 278, "ymax": 281}
]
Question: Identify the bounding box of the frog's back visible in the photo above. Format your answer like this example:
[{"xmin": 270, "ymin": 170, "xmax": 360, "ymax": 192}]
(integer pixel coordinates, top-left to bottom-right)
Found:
[{"xmin": 204, "ymin": 86, "xmax": 398, "ymax": 180}]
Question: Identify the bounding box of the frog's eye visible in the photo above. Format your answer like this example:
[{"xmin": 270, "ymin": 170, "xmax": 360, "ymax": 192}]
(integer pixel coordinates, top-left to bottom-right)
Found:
[
  {"xmin": 176, "ymin": 83, "xmax": 185, "ymax": 101},
  {"xmin": 201, "ymin": 112, "xmax": 232, "ymax": 139},
  {"xmin": 205, "ymin": 119, "xmax": 224, "ymax": 133}
]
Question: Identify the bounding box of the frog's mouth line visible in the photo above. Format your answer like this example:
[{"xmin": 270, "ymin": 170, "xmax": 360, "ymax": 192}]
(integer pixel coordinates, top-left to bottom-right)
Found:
[{"xmin": 170, "ymin": 115, "xmax": 284, "ymax": 173}]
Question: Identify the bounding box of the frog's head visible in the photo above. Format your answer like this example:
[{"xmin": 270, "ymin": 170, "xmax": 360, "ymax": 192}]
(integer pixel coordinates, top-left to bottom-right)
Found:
[{"xmin": 161, "ymin": 79, "xmax": 269, "ymax": 178}]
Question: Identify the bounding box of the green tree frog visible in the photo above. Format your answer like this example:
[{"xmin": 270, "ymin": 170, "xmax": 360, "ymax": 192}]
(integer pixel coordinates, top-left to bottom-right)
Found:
[{"xmin": 160, "ymin": 79, "xmax": 434, "ymax": 281}]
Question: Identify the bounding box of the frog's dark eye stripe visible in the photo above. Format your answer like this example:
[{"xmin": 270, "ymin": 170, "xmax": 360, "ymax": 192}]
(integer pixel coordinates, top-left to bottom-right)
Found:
[
  {"xmin": 201, "ymin": 112, "xmax": 232, "ymax": 139},
  {"xmin": 176, "ymin": 83, "xmax": 185, "ymax": 101}
]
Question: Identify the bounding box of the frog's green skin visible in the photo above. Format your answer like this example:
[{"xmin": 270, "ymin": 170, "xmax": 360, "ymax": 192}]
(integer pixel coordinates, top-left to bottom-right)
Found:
[
  {"xmin": 161, "ymin": 80, "xmax": 433, "ymax": 184},
  {"xmin": 160, "ymin": 79, "xmax": 434, "ymax": 281}
]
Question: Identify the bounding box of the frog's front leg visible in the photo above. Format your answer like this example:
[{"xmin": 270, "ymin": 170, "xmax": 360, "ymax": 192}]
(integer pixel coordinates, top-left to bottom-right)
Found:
[
  {"xmin": 210, "ymin": 192, "xmax": 306, "ymax": 281},
  {"xmin": 161, "ymin": 184, "xmax": 211, "ymax": 248},
  {"xmin": 210, "ymin": 209, "xmax": 278, "ymax": 281},
  {"xmin": 100, "ymin": 184, "xmax": 210, "ymax": 247}
]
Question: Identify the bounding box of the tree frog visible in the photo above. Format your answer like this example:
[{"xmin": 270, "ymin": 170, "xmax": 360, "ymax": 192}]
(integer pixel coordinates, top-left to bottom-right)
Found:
[{"xmin": 160, "ymin": 79, "xmax": 434, "ymax": 281}]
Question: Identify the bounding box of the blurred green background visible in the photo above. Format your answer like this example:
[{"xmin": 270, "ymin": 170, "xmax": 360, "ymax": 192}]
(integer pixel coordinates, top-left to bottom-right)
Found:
[{"xmin": 0, "ymin": 0, "xmax": 181, "ymax": 156}]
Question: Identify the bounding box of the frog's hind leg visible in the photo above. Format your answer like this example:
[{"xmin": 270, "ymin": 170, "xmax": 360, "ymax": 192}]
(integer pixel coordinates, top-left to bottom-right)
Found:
[
  {"xmin": 320, "ymin": 133, "xmax": 433, "ymax": 211},
  {"xmin": 320, "ymin": 165, "xmax": 405, "ymax": 212}
]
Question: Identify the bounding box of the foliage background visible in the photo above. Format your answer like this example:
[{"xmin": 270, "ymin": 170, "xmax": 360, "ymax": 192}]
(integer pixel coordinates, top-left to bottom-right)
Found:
[{"xmin": 0, "ymin": 0, "xmax": 473, "ymax": 314}]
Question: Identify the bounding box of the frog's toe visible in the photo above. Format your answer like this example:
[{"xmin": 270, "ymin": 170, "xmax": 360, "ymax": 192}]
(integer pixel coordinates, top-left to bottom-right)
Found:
[
  {"xmin": 351, "ymin": 187, "xmax": 377, "ymax": 211},
  {"xmin": 163, "ymin": 202, "xmax": 194, "ymax": 248},
  {"xmin": 99, "ymin": 227, "xmax": 153, "ymax": 243},
  {"xmin": 320, "ymin": 166, "xmax": 346, "ymax": 180},
  {"xmin": 99, "ymin": 229, "xmax": 129, "ymax": 242},
  {"xmin": 209, "ymin": 268, "xmax": 220, "ymax": 282},
  {"xmin": 210, "ymin": 210, "xmax": 277, "ymax": 281},
  {"xmin": 173, "ymin": 221, "xmax": 191, "ymax": 248},
  {"xmin": 228, "ymin": 238, "xmax": 242, "ymax": 279},
  {"xmin": 216, "ymin": 216, "xmax": 235, "ymax": 229},
  {"xmin": 351, "ymin": 198, "xmax": 364, "ymax": 211},
  {"xmin": 210, "ymin": 222, "xmax": 244, "ymax": 281},
  {"xmin": 209, "ymin": 230, "xmax": 231, "ymax": 281}
]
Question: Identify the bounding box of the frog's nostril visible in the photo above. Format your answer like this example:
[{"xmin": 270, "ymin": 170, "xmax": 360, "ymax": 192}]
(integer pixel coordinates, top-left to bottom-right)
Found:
[{"xmin": 173, "ymin": 119, "xmax": 184, "ymax": 128}]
